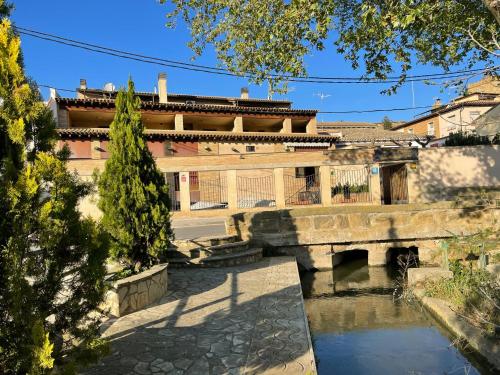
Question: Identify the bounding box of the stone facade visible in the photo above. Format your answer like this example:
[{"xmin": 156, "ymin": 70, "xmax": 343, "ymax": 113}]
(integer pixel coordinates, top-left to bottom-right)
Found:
[
  {"xmin": 104, "ymin": 264, "xmax": 168, "ymax": 317},
  {"xmin": 227, "ymin": 204, "xmax": 499, "ymax": 269}
]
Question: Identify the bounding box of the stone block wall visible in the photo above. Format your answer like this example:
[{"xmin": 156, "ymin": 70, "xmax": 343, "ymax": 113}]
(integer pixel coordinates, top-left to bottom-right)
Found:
[
  {"xmin": 104, "ymin": 264, "xmax": 168, "ymax": 317},
  {"xmin": 228, "ymin": 204, "xmax": 499, "ymax": 269}
]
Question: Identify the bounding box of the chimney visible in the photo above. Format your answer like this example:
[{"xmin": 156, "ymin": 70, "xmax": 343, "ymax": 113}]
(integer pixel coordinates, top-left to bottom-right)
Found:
[
  {"xmin": 240, "ymin": 87, "xmax": 249, "ymax": 99},
  {"xmin": 158, "ymin": 73, "xmax": 168, "ymax": 103},
  {"xmin": 77, "ymin": 79, "xmax": 87, "ymax": 99},
  {"xmin": 49, "ymin": 88, "xmax": 59, "ymax": 99},
  {"xmin": 432, "ymin": 98, "xmax": 442, "ymax": 110}
]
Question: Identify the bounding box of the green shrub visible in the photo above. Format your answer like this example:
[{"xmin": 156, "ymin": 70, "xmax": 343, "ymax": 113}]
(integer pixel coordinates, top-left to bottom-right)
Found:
[
  {"xmin": 97, "ymin": 79, "xmax": 172, "ymax": 272},
  {"xmin": 425, "ymin": 261, "xmax": 500, "ymax": 337},
  {"xmin": 444, "ymin": 132, "xmax": 497, "ymax": 146}
]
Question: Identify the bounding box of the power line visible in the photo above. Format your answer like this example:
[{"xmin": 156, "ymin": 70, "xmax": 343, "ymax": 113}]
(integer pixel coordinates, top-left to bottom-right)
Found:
[
  {"xmin": 38, "ymin": 84, "xmax": 75, "ymax": 93},
  {"xmin": 16, "ymin": 26, "xmax": 499, "ymax": 84}
]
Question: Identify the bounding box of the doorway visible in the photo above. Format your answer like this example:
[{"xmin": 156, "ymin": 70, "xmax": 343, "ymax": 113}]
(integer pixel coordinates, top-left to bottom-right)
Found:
[{"xmin": 381, "ymin": 163, "xmax": 409, "ymax": 205}]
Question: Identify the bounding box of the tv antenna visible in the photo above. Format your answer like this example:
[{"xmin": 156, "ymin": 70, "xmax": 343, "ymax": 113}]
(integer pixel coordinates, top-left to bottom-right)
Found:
[
  {"xmin": 314, "ymin": 92, "xmax": 331, "ymax": 121},
  {"xmin": 314, "ymin": 92, "xmax": 331, "ymax": 101}
]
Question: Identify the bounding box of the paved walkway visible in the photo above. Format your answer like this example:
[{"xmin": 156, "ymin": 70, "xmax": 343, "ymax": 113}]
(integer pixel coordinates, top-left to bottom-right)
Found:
[{"xmin": 84, "ymin": 257, "xmax": 316, "ymax": 375}]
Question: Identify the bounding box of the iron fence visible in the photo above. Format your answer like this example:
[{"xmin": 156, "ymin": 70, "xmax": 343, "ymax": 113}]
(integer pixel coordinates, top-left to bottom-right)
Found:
[
  {"xmin": 330, "ymin": 167, "xmax": 371, "ymax": 204},
  {"xmin": 237, "ymin": 175, "xmax": 276, "ymax": 208},
  {"xmin": 190, "ymin": 172, "xmax": 228, "ymax": 210},
  {"xmin": 284, "ymin": 173, "xmax": 321, "ymax": 206},
  {"xmin": 164, "ymin": 172, "xmax": 180, "ymax": 211}
]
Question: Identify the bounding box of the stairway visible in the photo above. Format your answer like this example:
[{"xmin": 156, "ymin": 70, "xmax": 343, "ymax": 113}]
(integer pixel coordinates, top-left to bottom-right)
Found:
[{"xmin": 166, "ymin": 236, "xmax": 263, "ymax": 268}]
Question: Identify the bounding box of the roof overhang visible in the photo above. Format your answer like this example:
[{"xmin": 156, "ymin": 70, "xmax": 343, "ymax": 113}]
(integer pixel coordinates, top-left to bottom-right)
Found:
[
  {"xmin": 56, "ymin": 128, "xmax": 338, "ymax": 143},
  {"xmin": 56, "ymin": 97, "xmax": 317, "ymax": 118}
]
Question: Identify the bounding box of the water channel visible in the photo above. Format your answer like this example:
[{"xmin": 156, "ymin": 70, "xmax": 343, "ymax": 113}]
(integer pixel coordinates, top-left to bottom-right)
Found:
[{"xmin": 301, "ymin": 254, "xmax": 496, "ymax": 375}]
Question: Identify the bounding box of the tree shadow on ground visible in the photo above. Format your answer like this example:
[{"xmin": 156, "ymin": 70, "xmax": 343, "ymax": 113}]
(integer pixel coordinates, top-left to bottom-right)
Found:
[{"xmin": 83, "ymin": 259, "xmax": 314, "ymax": 375}]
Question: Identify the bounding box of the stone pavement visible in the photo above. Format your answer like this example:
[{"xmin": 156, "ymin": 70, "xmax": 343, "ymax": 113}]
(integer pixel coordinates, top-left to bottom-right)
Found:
[{"xmin": 83, "ymin": 257, "xmax": 316, "ymax": 375}]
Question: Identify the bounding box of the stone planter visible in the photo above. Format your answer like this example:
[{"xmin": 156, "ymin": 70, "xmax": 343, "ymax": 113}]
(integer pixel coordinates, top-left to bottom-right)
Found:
[{"xmin": 104, "ymin": 264, "xmax": 168, "ymax": 317}]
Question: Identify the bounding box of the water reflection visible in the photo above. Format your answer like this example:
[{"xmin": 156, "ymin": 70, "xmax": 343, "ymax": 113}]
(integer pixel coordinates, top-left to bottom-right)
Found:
[{"xmin": 302, "ymin": 259, "xmax": 494, "ymax": 375}]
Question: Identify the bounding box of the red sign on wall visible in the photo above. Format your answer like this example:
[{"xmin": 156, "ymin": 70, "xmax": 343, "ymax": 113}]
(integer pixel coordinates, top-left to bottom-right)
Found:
[{"xmin": 181, "ymin": 175, "xmax": 186, "ymax": 183}]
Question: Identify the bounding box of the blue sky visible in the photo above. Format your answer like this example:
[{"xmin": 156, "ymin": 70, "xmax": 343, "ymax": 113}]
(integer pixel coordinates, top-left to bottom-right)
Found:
[{"xmin": 11, "ymin": 0, "xmax": 485, "ymax": 123}]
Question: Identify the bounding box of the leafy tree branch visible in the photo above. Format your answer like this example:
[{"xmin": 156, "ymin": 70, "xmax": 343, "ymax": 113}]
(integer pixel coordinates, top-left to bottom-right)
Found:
[{"xmin": 161, "ymin": 0, "xmax": 499, "ymax": 95}]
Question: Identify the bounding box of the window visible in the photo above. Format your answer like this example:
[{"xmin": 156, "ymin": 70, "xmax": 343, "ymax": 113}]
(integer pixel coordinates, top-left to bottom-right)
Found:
[
  {"xmin": 470, "ymin": 111, "xmax": 480, "ymax": 122},
  {"xmin": 295, "ymin": 166, "xmax": 317, "ymax": 178},
  {"xmin": 407, "ymin": 128, "xmax": 414, "ymax": 134},
  {"xmin": 246, "ymin": 145, "xmax": 256, "ymax": 152},
  {"xmin": 295, "ymin": 167, "xmax": 306, "ymax": 178},
  {"xmin": 427, "ymin": 122, "xmax": 435, "ymax": 136},
  {"xmin": 189, "ymin": 171, "xmax": 199, "ymax": 191}
]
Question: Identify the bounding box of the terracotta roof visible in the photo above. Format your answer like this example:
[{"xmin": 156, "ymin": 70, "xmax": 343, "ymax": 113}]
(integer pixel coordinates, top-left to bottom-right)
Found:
[
  {"xmin": 318, "ymin": 122, "xmax": 425, "ymax": 143},
  {"xmin": 393, "ymin": 100, "xmax": 500, "ymax": 129},
  {"xmin": 56, "ymin": 128, "xmax": 339, "ymax": 142},
  {"xmin": 56, "ymin": 97, "xmax": 316, "ymax": 117},
  {"xmin": 318, "ymin": 121, "xmax": 380, "ymax": 129}
]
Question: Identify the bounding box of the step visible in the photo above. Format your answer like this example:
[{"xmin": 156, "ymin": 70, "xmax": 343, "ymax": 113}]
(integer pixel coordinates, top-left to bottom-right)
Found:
[
  {"xmin": 167, "ymin": 240, "xmax": 249, "ymax": 260},
  {"xmin": 200, "ymin": 240, "xmax": 250, "ymax": 256},
  {"xmin": 166, "ymin": 248, "xmax": 263, "ymax": 268},
  {"xmin": 170, "ymin": 234, "xmax": 238, "ymax": 251}
]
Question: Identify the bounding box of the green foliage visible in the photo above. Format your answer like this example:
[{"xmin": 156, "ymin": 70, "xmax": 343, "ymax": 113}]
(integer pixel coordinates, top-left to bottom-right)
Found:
[
  {"xmin": 425, "ymin": 261, "xmax": 500, "ymax": 337},
  {"xmin": 438, "ymin": 227, "xmax": 499, "ymax": 262},
  {"xmin": 162, "ymin": 0, "xmax": 498, "ymax": 94},
  {"xmin": 331, "ymin": 182, "xmax": 369, "ymax": 196},
  {"xmin": 0, "ymin": 9, "xmax": 109, "ymax": 374},
  {"xmin": 97, "ymin": 79, "xmax": 172, "ymax": 270},
  {"xmin": 382, "ymin": 116, "xmax": 393, "ymax": 130},
  {"xmin": 30, "ymin": 321, "xmax": 54, "ymax": 374},
  {"xmin": 444, "ymin": 131, "xmax": 498, "ymax": 146},
  {"xmin": 0, "ymin": 0, "xmax": 11, "ymax": 18}
]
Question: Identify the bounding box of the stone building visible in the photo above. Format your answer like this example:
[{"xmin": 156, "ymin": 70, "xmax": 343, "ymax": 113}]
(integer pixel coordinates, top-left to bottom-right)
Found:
[
  {"xmin": 48, "ymin": 74, "xmax": 499, "ymax": 218},
  {"xmin": 49, "ymin": 74, "xmax": 344, "ymax": 213}
]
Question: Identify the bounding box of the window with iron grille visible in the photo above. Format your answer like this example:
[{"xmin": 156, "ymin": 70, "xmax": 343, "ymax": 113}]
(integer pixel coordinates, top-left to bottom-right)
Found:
[{"xmin": 246, "ymin": 145, "xmax": 256, "ymax": 152}]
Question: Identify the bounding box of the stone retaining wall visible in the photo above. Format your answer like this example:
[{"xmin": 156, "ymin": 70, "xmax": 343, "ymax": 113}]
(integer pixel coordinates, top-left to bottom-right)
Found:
[
  {"xmin": 104, "ymin": 264, "xmax": 168, "ymax": 317},
  {"xmin": 228, "ymin": 204, "xmax": 499, "ymax": 269},
  {"xmin": 415, "ymin": 289, "xmax": 500, "ymax": 371}
]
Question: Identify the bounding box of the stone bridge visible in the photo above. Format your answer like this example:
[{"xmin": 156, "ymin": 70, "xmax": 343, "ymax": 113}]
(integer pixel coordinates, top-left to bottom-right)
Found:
[{"xmin": 226, "ymin": 203, "xmax": 499, "ymax": 270}]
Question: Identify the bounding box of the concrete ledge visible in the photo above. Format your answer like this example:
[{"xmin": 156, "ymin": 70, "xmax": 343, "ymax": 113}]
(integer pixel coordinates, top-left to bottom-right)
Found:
[
  {"xmin": 407, "ymin": 267, "xmax": 452, "ymax": 287},
  {"xmin": 104, "ymin": 264, "xmax": 168, "ymax": 317},
  {"xmin": 415, "ymin": 289, "xmax": 500, "ymax": 371}
]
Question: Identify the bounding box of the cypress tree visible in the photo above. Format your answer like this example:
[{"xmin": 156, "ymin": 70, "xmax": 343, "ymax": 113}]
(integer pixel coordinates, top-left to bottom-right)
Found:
[
  {"xmin": 98, "ymin": 79, "xmax": 171, "ymax": 271},
  {"xmin": 0, "ymin": 3, "xmax": 109, "ymax": 373}
]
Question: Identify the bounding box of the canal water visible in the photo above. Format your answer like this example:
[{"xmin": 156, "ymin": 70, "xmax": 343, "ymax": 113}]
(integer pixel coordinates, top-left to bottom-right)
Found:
[{"xmin": 301, "ymin": 257, "xmax": 496, "ymax": 375}]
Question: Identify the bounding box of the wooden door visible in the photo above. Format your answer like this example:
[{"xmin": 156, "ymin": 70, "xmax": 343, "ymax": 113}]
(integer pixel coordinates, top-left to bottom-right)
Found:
[{"xmin": 382, "ymin": 164, "xmax": 408, "ymax": 205}]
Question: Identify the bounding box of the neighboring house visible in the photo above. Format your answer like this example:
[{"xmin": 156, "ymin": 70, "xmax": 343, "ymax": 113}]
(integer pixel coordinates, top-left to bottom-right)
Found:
[
  {"xmin": 473, "ymin": 103, "xmax": 500, "ymax": 139},
  {"xmin": 392, "ymin": 76, "xmax": 500, "ymax": 145},
  {"xmin": 318, "ymin": 122, "xmax": 426, "ymax": 148}
]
